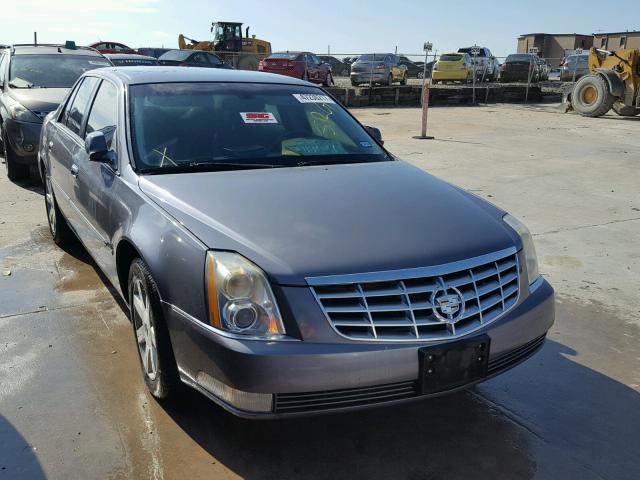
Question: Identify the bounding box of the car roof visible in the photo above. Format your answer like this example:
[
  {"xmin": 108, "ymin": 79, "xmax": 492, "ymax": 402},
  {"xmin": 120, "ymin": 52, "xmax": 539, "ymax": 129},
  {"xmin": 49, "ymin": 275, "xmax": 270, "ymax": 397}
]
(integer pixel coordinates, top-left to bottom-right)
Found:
[
  {"xmin": 89, "ymin": 41, "xmax": 130, "ymax": 46},
  {"xmin": 10, "ymin": 45, "xmax": 103, "ymax": 56},
  {"xmin": 89, "ymin": 66, "xmax": 317, "ymax": 86}
]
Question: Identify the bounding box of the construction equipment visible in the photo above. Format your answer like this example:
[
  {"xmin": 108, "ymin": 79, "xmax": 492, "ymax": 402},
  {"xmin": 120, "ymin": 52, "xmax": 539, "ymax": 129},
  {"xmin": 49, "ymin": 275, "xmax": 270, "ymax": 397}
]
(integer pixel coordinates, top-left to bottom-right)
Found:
[
  {"xmin": 569, "ymin": 47, "xmax": 640, "ymax": 117},
  {"xmin": 178, "ymin": 22, "xmax": 271, "ymax": 71}
]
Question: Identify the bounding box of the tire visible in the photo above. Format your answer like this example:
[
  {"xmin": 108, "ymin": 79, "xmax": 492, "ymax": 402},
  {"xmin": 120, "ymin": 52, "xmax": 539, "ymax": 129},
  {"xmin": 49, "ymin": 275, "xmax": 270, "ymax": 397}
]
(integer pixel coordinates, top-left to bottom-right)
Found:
[
  {"xmin": 612, "ymin": 102, "xmax": 640, "ymax": 117},
  {"xmin": 571, "ymin": 74, "xmax": 616, "ymax": 117},
  {"xmin": 43, "ymin": 172, "xmax": 72, "ymax": 246},
  {"xmin": 2, "ymin": 126, "xmax": 29, "ymax": 182},
  {"xmin": 417, "ymin": 71, "xmax": 424, "ymax": 79},
  {"xmin": 236, "ymin": 55, "xmax": 259, "ymax": 71},
  {"xmin": 400, "ymin": 74, "xmax": 407, "ymax": 86},
  {"xmin": 323, "ymin": 73, "xmax": 333, "ymax": 87},
  {"xmin": 128, "ymin": 258, "xmax": 179, "ymax": 400}
]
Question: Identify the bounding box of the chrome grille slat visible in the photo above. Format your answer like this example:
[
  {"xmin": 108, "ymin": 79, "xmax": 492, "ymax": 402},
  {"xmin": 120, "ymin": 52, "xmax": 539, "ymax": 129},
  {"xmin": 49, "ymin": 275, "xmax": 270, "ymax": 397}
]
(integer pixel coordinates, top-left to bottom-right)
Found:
[{"xmin": 308, "ymin": 248, "xmax": 521, "ymax": 342}]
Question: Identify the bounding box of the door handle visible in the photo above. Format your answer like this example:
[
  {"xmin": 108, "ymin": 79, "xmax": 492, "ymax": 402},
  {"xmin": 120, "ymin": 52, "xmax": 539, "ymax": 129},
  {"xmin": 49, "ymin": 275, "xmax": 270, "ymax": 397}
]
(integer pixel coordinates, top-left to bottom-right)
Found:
[
  {"xmin": 48, "ymin": 141, "xmax": 54, "ymax": 150},
  {"xmin": 70, "ymin": 164, "xmax": 79, "ymax": 178}
]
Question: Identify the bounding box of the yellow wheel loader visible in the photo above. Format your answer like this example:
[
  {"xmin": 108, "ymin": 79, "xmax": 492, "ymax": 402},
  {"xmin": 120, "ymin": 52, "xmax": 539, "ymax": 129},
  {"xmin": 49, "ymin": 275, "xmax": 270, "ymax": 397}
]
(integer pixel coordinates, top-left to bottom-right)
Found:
[
  {"xmin": 569, "ymin": 47, "xmax": 640, "ymax": 117},
  {"xmin": 178, "ymin": 22, "xmax": 271, "ymax": 71}
]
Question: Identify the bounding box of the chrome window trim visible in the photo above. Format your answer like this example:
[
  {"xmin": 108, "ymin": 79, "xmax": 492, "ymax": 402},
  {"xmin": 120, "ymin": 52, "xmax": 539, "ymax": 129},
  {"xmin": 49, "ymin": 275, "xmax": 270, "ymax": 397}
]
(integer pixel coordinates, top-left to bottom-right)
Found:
[{"xmin": 307, "ymin": 246, "xmax": 521, "ymax": 343}]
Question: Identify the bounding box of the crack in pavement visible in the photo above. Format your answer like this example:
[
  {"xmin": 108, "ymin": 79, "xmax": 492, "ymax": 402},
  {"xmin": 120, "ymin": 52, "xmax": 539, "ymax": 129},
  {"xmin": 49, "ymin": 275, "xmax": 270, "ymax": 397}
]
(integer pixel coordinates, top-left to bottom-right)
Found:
[
  {"xmin": 534, "ymin": 216, "xmax": 640, "ymax": 237},
  {"xmin": 0, "ymin": 299, "xmax": 114, "ymax": 320}
]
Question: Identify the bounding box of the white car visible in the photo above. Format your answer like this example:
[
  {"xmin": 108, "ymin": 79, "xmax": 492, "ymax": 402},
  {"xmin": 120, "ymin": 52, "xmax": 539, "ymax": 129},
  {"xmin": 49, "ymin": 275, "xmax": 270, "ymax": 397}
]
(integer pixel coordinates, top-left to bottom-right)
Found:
[{"xmin": 458, "ymin": 46, "xmax": 500, "ymax": 81}]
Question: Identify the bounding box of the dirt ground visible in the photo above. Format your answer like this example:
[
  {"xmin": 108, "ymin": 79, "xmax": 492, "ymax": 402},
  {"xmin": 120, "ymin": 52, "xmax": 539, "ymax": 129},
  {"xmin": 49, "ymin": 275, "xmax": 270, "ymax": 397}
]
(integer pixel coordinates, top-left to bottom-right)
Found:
[{"xmin": 1, "ymin": 104, "xmax": 639, "ymax": 480}]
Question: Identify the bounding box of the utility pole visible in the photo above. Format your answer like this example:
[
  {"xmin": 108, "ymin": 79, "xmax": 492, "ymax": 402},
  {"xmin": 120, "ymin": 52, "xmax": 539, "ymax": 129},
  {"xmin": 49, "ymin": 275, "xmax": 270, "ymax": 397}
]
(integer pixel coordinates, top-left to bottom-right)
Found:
[{"xmin": 34, "ymin": 32, "xmax": 38, "ymax": 46}]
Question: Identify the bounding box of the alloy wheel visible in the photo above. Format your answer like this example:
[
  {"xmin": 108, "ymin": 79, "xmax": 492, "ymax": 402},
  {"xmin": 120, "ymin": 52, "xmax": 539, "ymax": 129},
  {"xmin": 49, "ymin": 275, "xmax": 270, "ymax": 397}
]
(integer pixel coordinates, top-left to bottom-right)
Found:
[
  {"xmin": 132, "ymin": 277, "xmax": 158, "ymax": 381},
  {"xmin": 45, "ymin": 176, "xmax": 56, "ymax": 235}
]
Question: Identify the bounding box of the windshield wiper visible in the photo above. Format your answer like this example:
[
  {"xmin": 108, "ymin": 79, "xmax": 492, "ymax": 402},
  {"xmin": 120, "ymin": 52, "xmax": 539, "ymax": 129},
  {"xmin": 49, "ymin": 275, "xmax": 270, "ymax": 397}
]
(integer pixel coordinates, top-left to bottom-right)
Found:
[
  {"xmin": 297, "ymin": 158, "xmax": 369, "ymax": 167},
  {"xmin": 140, "ymin": 161, "xmax": 285, "ymax": 174}
]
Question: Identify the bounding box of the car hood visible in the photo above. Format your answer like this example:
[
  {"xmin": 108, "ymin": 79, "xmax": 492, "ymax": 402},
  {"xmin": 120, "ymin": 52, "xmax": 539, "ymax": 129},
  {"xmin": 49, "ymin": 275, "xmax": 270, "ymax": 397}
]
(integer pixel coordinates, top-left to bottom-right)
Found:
[
  {"xmin": 138, "ymin": 161, "xmax": 519, "ymax": 285},
  {"xmin": 8, "ymin": 88, "xmax": 68, "ymax": 114}
]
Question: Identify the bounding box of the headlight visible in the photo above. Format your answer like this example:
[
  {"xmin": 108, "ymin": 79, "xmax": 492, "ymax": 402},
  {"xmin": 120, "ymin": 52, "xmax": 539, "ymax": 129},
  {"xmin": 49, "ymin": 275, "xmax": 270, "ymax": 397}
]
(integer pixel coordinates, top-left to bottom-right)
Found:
[
  {"xmin": 206, "ymin": 251, "xmax": 285, "ymax": 338},
  {"xmin": 503, "ymin": 214, "xmax": 540, "ymax": 286},
  {"xmin": 5, "ymin": 96, "xmax": 41, "ymax": 123}
]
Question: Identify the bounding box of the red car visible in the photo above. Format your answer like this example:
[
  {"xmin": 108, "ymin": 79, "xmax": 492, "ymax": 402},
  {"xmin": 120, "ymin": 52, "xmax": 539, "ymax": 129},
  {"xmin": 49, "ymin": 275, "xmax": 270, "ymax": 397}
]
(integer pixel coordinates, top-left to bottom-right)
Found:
[
  {"xmin": 88, "ymin": 41, "xmax": 137, "ymax": 54},
  {"xmin": 259, "ymin": 51, "xmax": 333, "ymax": 86}
]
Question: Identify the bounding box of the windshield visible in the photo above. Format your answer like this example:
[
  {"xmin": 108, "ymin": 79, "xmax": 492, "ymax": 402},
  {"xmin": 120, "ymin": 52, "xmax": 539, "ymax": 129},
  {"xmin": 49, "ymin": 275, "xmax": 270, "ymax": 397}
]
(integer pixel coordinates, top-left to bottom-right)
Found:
[
  {"xmin": 9, "ymin": 55, "xmax": 110, "ymax": 88},
  {"xmin": 458, "ymin": 48, "xmax": 486, "ymax": 57},
  {"xmin": 357, "ymin": 54, "xmax": 388, "ymax": 62},
  {"xmin": 440, "ymin": 54, "xmax": 463, "ymax": 62},
  {"xmin": 159, "ymin": 50, "xmax": 189, "ymax": 61},
  {"xmin": 268, "ymin": 53, "xmax": 300, "ymax": 60},
  {"xmin": 129, "ymin": 83, "xmax": 389, "ymax": 173},
  {"xmin": 506, "ymin": 54, "xmax": 534, "ymax": 63},
  {"xmin": 565, "ymin": 55, "xmax": 588, "ymax": 66}
]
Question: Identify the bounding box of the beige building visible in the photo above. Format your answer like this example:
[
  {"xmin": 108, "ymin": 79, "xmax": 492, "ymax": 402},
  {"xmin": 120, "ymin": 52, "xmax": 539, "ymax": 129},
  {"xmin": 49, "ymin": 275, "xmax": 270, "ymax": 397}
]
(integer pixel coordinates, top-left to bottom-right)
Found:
[
  {"xmin": 593, "ymin": 31, "xmax": 640, "ymax": 50},
  {"xmin": 517, "ymin": 33, "xmax": 593, "ymax": 66}
]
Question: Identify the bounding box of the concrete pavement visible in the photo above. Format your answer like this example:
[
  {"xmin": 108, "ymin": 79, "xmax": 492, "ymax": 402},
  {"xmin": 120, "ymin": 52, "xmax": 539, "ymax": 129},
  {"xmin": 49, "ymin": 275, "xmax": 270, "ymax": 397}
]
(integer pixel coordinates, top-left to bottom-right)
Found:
[{"xmin": 1, "ymin": 104, "xmax": 639, "ymax": 479}]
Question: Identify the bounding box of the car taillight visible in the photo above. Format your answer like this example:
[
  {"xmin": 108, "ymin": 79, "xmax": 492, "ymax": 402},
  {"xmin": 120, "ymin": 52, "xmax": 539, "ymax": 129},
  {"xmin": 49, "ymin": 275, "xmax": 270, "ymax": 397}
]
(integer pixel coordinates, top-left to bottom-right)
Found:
[{"xmin": 258, "ymin": 60, "xmax": 264, "ymax": 70}]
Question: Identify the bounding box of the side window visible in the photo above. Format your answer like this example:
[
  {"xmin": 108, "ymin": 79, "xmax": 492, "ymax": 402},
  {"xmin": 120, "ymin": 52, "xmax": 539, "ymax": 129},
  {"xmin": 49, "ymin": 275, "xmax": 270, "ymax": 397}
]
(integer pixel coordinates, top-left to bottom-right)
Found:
[
  {"xmin": 311, "ymin": 54, "xmax": 322, "ymax": 65},
  {"xmin": 207, "ymin": 53, "xmax": 222, "ymax": 65},
  {"xmin": 65, "ymin": 76, "xmax": 99, "ymax": 136},
  {"xmin": 85, "ymin": 80, "xmax": 118, "ymax": 150},
  {"xmin": 191, "ymin": 52, "xmax": 207, "ymax": 64},
  {"xmin": 58, "ymin": 79, "xmax": 83, "ymax": 124}
]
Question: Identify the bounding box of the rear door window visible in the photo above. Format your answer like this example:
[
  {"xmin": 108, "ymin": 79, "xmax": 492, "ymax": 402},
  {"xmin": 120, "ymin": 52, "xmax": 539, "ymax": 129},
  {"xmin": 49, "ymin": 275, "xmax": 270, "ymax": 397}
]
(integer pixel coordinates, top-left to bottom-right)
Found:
[{"xmin": 65, "ymin": 76, "xmax": 100, "ymax": 137}]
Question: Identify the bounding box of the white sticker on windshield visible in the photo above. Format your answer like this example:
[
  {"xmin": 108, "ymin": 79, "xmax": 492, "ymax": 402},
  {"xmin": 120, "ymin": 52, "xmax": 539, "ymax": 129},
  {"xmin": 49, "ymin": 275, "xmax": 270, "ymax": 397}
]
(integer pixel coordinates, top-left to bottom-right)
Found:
[
  {"xmin": 292, "ymin": 93, "xmax": 335, "ymax": 104},
  {"xmin": 240, "ymin": 112, "xmax": 278, "ymax": 124}
]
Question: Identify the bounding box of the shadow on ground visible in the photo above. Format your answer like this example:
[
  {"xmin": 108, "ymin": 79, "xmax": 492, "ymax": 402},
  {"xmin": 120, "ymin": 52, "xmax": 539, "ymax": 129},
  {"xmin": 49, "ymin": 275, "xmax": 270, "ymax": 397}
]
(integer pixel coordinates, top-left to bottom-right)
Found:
[
  {"xmin": 0, "ymin": 416, "xmax": 46, "ymax": 479},
  {"xmin": 156, "ymin": 334, "xmax": 640, "ymax": 480}
]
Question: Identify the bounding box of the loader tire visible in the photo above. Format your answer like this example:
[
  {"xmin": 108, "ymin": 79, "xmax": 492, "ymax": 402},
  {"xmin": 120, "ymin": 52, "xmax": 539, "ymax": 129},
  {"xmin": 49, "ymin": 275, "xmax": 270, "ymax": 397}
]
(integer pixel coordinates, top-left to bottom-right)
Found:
[
  {"xmin": 237, "ymin": 55, "xmax": 259, "ymax": 71},
  {"xmin": 571, "ymin": 74, "xmax": 615, "ymax": 117},
  {"xmin": 612, "ymin": 102, "xmax": 640, "ymax": 117}
]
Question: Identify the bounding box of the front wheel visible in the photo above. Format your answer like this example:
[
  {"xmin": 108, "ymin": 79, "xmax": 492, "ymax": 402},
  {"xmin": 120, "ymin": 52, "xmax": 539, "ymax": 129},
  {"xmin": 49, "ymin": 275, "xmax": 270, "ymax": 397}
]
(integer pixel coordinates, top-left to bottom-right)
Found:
[
  {"xmin": 323, "ymin": 73, "xmax": 333, "ymax": 87},
  {"xmin": 129, "ymin": 258, "xmax": 179, "ymax": 400},
  {"xmin": 571, "ymin": 74, "xmax": 615, "ymax": 117},
  {"xmin": 2, "ymin": 127, "xmax": 29, "ymax": 182}
]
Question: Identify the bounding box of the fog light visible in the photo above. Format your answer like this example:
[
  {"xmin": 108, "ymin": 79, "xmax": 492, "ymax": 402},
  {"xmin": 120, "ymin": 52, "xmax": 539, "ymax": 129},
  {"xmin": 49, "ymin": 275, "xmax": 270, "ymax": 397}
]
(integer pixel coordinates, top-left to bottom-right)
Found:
[
  {"xmin": 23, "ymin": 144, "xmax": 35, "ymax": 153},
  {"xmin": 196, "ymin": 372, "xmax": 273, "ymax": 412}
]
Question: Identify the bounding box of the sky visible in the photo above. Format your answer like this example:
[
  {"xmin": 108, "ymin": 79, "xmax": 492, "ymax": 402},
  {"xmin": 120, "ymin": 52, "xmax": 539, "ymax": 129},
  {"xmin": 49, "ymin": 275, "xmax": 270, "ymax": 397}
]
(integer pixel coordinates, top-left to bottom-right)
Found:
[{"xmin": 2, "ymin": 0, "xmax": 638, "ymax": 59}]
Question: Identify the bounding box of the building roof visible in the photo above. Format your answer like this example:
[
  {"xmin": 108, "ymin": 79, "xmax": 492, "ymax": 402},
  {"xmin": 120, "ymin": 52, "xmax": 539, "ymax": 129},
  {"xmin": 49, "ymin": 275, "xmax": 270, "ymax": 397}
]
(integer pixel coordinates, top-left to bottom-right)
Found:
[
  {"xmin": 90, "ymin": 66, "xmax": 313, "ymax": 86},
  {"xmin": 518, "ymin": 33, "xmax": 592, "ymax": 38},
  {"xmin": 592, "ymin": 30, "xmax": 640, "ymax": 36}
]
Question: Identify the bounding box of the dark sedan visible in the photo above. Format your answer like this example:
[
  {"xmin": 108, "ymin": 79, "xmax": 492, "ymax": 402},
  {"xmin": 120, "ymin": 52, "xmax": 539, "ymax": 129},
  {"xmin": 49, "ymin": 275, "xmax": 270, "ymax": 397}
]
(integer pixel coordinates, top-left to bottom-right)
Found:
[
  {"xmin": 318, "ymin": 55, "xmax": 350, "ymax": 76},
  {"xmin": 499, "ymin": 54, "xmax": 541, "ymax": 83},
  {"xmin": 158, "ymin": 49, "xmax": 232, "ymax": 69},
  {"xmin": 259, "ymin": 52, "xmax": 332, "ymax": 86},
  {"xmin": 39, "ymin": 67, "xmax": 554, "ymax": 418},
  {"xmin": 0, "ymin": 44, "xmax": 111, "ymax": 181}
]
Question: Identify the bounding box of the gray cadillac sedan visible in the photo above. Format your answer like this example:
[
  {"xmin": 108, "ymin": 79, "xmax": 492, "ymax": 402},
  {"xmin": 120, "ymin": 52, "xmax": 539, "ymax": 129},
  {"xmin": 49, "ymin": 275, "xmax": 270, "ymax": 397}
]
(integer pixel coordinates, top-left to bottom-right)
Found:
[{"xmin": 39, "ymin": 67, "xmax": 554, "ymax": 417}]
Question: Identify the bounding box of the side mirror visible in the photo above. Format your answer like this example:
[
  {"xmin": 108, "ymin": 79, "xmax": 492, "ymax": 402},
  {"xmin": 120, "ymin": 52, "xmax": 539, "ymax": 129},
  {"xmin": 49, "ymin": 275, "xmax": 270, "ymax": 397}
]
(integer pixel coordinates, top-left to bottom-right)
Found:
[
  {"xmin": 365, "ymin": 126, "xmax": 383, "ymax": 145},
  {"xmin": 85, "ymin": 131, "xmax": 116, "ymax": 163}
]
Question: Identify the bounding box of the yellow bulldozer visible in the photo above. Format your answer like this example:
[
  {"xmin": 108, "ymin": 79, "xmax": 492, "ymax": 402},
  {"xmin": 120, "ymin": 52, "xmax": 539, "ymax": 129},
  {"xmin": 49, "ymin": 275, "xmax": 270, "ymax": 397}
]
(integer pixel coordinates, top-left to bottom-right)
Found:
[
  {"xmin": 569, "ymin": 46, "xmax": 640, "ymax": 117},
  {"xmin": 178, "ymin": 21, "xmax": 271, "ymax": 71}
]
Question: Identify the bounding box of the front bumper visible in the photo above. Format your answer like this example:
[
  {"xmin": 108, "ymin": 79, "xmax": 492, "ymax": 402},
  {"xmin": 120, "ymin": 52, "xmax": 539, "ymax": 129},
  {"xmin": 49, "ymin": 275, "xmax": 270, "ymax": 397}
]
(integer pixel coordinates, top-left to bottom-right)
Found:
[
  {"xmin": 166, "ymin": 278, "xmax": 555, "ymax": 418},
  {"xmin": 3, "ymin": 118, "xmax": 42, "ymax": 165}
]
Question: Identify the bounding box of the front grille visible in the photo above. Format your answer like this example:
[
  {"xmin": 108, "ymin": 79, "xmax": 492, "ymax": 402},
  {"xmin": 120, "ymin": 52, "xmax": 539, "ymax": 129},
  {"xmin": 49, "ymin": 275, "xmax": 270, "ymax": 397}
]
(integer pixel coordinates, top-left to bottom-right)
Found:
[
  {"xmin": 308, "ymin": 248, "xmax": 520, "ymax": 342},
  {"xmin": 275, "ymin": 380, "xmax": 418, "ymax": 414}
]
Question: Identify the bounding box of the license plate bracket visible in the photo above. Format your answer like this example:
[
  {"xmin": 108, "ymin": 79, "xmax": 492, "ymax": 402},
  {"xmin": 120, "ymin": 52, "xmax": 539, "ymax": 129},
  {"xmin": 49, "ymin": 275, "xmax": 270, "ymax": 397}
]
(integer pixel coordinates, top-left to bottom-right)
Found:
[{"xmin": 419, "ymin": 335, "xmax": 490, "ymax": 394}]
